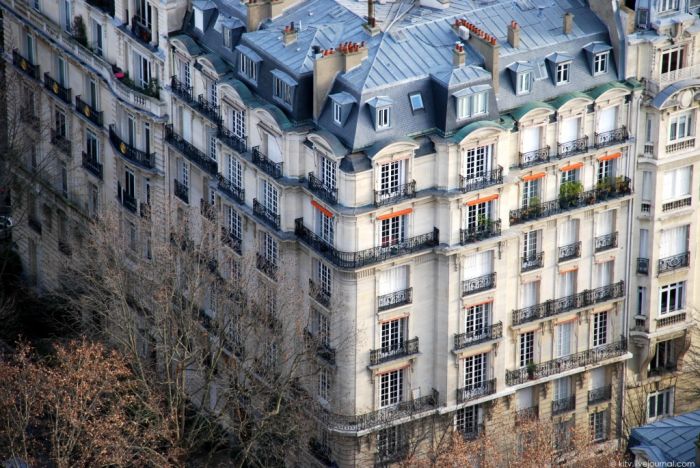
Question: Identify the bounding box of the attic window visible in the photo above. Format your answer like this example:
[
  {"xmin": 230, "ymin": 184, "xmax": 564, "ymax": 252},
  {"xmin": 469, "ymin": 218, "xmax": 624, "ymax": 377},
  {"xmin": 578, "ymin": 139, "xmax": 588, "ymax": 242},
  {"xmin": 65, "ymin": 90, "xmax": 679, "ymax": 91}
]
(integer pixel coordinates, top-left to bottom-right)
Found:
[
  {"xmin": 594, "ymin": 52, "xmax": 609, "ymax": 75},
  {"xmin": 223, "ymin": 26, "xmax": 232, "ymax": 48},
  {"xmin": 658, "ymin": 0, "xmax": 679, "ymax": 12},
  {"xmin": 455, "ymin": 90, "xmax": 488, "ymax": 120},
  {"xmin": 377, "ymin": 107, "xmax": 390, "ymax": 129},
  {"xmin": 271, "ymin": 69, "xmax": 297, "ymax": 108},
  {"xmin": 517, "ymin": 72, "xmax": 532, "ymax": 95},
  {"xmin": 333, "ymin": 102, "xmax": 342, "ymax": 125},
  {"xmin": 237, "ymin": 46, "xmax": 261, "ymax": 84},
  {"xmin": 556, "ymin": 62, "xmax": 571, "ymax": 85},
  {"xmin": 409, "ymin": 93, "xmax": 424, "ymax": 112},
  {"xmin": 194, "ymin": 8, "xmax": 204, "ymax": 31}
]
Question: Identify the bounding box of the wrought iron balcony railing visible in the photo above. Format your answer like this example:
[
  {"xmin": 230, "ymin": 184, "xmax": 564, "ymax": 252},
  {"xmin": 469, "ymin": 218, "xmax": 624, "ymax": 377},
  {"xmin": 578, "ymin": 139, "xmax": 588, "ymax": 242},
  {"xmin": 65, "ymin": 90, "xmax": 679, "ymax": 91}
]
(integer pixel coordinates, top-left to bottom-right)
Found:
[
  {"xmin": 594, "ymin": 126, "xmax": 628, "ymax": 148},
  {"xmin": 594, "ymin": 232, "xmax": 618, "ymax": 252},
  {"xmin": 378, "ymin": 288, "xmax": 412, "ymax": 311},
  {"xmin": 375, "ymin": 444, "xmax": 409, "ymax": 465},
  {"xmin": 170, "ymin": 76, "xmax": 194, "ymax": 105},
  {"xmin": 221, "ymin": 228, "xmax": 242, "ymax": 255},
  {"xmin": 217, "ymin": 126, "xmax": 247, "ymax": 154},
  {"xmin": 174, "ymin": 179, "xmax": 189, "ymax": 204},
  {"xmin": 295, "ymin": 218, "xmax": 439, "ymax": 269},
  {"xmin": 117, "ymin": 184, "xmax": 137, "ymax": 213},
  {"xmin": 369, "ymin": 337, "xmax": 419, "ymax": 366},
  {"xmin": 460, "ymin": 219, "xmax": 501, "ymax": 245},
  {"xmin": 552, "ymin": 395, "xmax": 576, "ymax": 415},
  {"xmin": 216, "ymin": 174, "xmax": 245, "ymax": 205},
  {"xmin": 196, "ymin": 94, "xmax": 221, "ymax": 123},
  {"xmin": 165, "ymin": 124, "xmax": 217, "ymax": 175},
  {"xmin": 519, "ymin": 145, "xmax": 550, "ymax": 168},
  {"xmin": 131, "ymin": 17, "xmax": 154, "ymax": 48},
  {"xmin": 457, "ymin": 378, "xmax": 496, "ymax": 403},
  {"xmin": 12, "ymin": 49, "xmax": 40, "ymax": 80},
  {"xmin": 252, "ymin": 147, "xmax": 283, "ymax": 179},
  {"xmin": 460, "ymin": 167, "xmax": 503, "ymax": 193},
  {"xmin": 304, "ymin": 328, "xmax": 336, "ymax": 365},
  {"xmin": 558, "ymin": 242, "xmax": 581, "ymax": 262},
  {"xmin": 253, "ymin": 199, "xmax": 281, "ymax": 231},
  {"xmin": 316, "ymin": 389, "xmax": 439, "ymax": 433},
  {"xmin": 588, "ymin": 384, "xmax": 612, "ymax": 405},
  {"xmin": 454, "ymin": 322, "xmax": 502, "ymax": 350},
  {"xmin": 374, "ymin": 181, "xmax": 417, "ymax": 207},
  {"xmin": 637, "ymin": 258, "xmax": 649, "ymax": 275},
  {"xmin": 109, "ymin": 125, "xmax": 156, "ymax": 169},
  {"xmin": 557, "ymin": 136, "xmax": 588, "ymax": 159},
  {"xmin": 515, "ymin": 406, "xmax": 539, "ymax": 425},
  {"xmin": 200, "ymin": 199, "xmax": 216, "ymax": 222},
  {"xmin": 512, "ymin": 281, "xmax": 625, "ymax": 326},
  {"xmin": 75, "ymin": 95, "xmax": 103, "ymax": 127},
  {"xmin": 256, "ymin": 253, "xmax": 278, "ymax": 279},
  {"xmin": 656, "ymin": 312, "xmax": 686, "ymax": 328},
  {"xmin": 522, "ymin": 252, "xmax": 544, "ymax": 272},
  {"xmin": 81, "ymin": 152, "xmax": 103, "ymax": 179},
  {"xmin": 309, "ymin": 279, "xmax": 331, "ymax": 307},
  {"xmin": 658, "ymin": 252, "xmax": 690, "ymax": 274},
  {"xmin": 43, "ymin": 73, "xmax": 71, "ymax": 104},
  {"xmin": 50, "ymin": 129, "xmax": 72, "ymax": 155},
  {"xmin": 509, "ymin": 178, "xmax": 631, "ymax": 225},
  {"xmin": 648, "ymin": 362, "xmax": 677, "ymax": 377},
  {"xmin": 308, "ymin": 173, "xmax": 338, "ymax": 205},
  {"xmin": 462, "ymin": 272, "xmax": 496, "ymax": 296},
  {"xmin": 506, "ymin": 338, "xmax": 627, "ymax": 386}
]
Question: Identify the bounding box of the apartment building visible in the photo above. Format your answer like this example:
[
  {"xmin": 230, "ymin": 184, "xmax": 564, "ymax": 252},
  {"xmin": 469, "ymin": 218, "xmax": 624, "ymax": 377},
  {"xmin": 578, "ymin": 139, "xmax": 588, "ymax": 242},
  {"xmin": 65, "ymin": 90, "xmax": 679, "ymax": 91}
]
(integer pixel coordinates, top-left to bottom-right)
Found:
[{"xmin": 2, "ymin": 0, "xmax": 698, "ymax": 466}]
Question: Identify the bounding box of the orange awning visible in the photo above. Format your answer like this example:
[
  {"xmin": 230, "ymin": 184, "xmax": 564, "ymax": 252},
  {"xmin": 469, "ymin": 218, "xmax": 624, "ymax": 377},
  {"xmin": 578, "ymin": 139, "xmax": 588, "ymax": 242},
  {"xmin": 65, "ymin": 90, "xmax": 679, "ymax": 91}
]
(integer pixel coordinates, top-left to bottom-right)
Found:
[
  {"xmin": 466, "ymin": 194, "xmax": 499, "ymax": 206},
  {"xmin": 377, "ymin": 208, "xmax": 413, "ymax": 220},
  {"xmin": 311, "ymin": 200, "xmax": 334, "ymax": 218},
  {"xmin": 560, "ymin": 162, "xmax": 584, "ymax": 172},
  {"xmin": 598, "ymin": 152, "xmax": 622, "ymax": 161},
  {"xmin": 522, "ymin": 172, "xmax": 546, "ymax": 182}
]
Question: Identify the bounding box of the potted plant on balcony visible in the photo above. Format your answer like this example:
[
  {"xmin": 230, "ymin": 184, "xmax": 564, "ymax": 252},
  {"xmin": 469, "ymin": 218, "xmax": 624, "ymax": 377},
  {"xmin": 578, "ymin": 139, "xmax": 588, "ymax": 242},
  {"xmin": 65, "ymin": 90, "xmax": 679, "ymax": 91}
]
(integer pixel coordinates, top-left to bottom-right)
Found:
[
  {"xmin": 614, "ymin": 175, "xmax": 628, "ymax": 194},
  {"xmin": 596, "ymin": 177, "xmax": 613, "ymax": 199},
  {"xmin": 559, "ymin": 180, "xmax": 583, "ymax": 209},
  {"xmin": 527, "ymin": 361, "xmax": 537, "ymax": 380},
  {"xmin": 477, "ymin": 214, "xmax": 490, "ymax": 236},
  {"xmin": 525, "ymin": 196, "xmax": 541, "ymax": 219}
]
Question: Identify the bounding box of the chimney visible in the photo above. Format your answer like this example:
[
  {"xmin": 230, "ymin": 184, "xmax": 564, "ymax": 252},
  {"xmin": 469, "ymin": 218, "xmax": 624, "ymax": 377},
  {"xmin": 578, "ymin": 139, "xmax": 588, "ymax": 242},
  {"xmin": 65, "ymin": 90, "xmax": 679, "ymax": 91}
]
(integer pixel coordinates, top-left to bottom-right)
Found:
[
  {"xmin": 246, "ymin": 0, "xmax": 270, "ymax": 32},
  {"xmin": 364, "ymin": 0, "xmax": 380, "ymax": 36},
  {"xmin": 453, "ymin": 42, "xmax": 465, "ymax": 68},
  {"xmin": 312, "ymin": 43, "xmax": 368, "ymax": 120},
  {"xmin": 339, "ymin": 41, "xmax": 369, "ymax": 72},
  {"xmin": 563, "ymin": 12, "xmax": 574, "ymax": 34},
  {"xmin": 507, "ymin": 20, "xmax": 520, "ymax": 48},
  {"xmin": 282, "ymin": 22, "xmax": 297, "ymax": 45},
  {"xmin": 460, "ymin": 20, "xmax": 501, "ymax": 92}
]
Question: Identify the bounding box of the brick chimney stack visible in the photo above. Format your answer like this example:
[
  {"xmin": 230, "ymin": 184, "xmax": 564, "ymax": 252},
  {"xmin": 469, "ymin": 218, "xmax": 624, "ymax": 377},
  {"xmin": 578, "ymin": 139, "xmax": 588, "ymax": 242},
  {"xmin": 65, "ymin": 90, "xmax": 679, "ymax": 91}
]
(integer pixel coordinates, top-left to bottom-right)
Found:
[
  {"xmin": 453, "ymin": 42, "xmax": 465, "ymax": 68},
  {"xmin": 507, "ymin": 20, "xmax": 520, "ymax": 48},
  {"xmin": 563, "ymin": 12, "xmax": 574, "ymax": 34},
  {"xmin": 282, "ymin": 22, "xmax": 297, "ymax": 45}
]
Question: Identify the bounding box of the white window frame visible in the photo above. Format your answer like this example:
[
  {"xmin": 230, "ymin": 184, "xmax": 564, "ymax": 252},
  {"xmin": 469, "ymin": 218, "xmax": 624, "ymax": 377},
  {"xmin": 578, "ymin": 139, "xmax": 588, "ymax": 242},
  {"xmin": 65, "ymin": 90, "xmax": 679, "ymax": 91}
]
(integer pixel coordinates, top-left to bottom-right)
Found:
[
  {"xmin": 593, "ymin": 52, "xmax": 609, "ymax": 75},
  {"xmin": 231, "ymin": 107, "xmax": 246, "ymax": 138},
  {"xmin": 239, "ymin": 53, "xmax": 258, "ymax": 83},
  {"xmin": 590, "ymin": 410, "xmax": 608, "ymax": 441},
  {"xmin": 658, "ymin": 0, "xmax": 679, "ymax": 13},
  {"xmin": 519, "ymin": 331, "xmax": 534, "ymax": 367},
  {"xmin": 668, "ymin": 111, "xmax": 694, "ymax": 142},
  {"xmin": 647, "ymin": 388, "xmax": 674, "ymax": 421},
  {"xmin": 263, "ymin": 232, "xmax": 278, "ymax": 265},
  {"xmin": 227, "ymin": 206, "xmax": 241, "ymax": 239},
  {"xmin": 556, "ymin": 62, "xmax": 571, "ymax": 85},
  {"xmin": 457, "ymin": 92, "xmax": 488, "ymax": 120},
  {"xmin": 464, "ymin": 353, "xmax": 488, "ymax": 388},
  {"xmin": 592, "ymin": 311, "xmax": 608, "ymax": 347},
  {"xmin": 659, "ymin": 282, "xmax": 685, "ymax": 315},
  {"xmin": 661, "ymin": 46, "xmax": 685, "ymax": 74},
  {"xmin": 262, "ymin": 180, "xmax": 279, "ymax": 214},
  {"xmin": 517, "ymin": 72, "xmax": 532, "ymax": 95},
  {"xmin": 333, "ymin": 101, "xmax": 342, "ymax": 125},
  {"xmin": 379, "ymin": 369, "xmax": 403, "ymax": 408},
  {"xmin": 377, "ymin": 107, "xmax": 390, "ymax": 129}
]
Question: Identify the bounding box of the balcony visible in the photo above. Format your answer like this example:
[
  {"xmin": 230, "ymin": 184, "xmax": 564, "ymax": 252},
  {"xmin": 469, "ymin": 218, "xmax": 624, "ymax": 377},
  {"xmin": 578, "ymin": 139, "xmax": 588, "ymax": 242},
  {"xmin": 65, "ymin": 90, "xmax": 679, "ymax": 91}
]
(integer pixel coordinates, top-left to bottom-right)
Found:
[
  {"xmin": 170, "ymin": 76, "xmax": 194, "ymax": 106},
  {"xmin": 50, "ymin": 129, "xmax": 72, "ymax": 155},
  {"xmin": 519, "ymin": 145, "xmax": 550, "ymax": 169},
  {"xmin": 195, "ymin": 94, "xmax": 221, "ymax": 123},
  {"xmin": 218, "ymin": 126, "xmax": 247, "ymax": 154},
  {"xmin": 200, "ymin": 199, "xmax": 216, "ymax": 222},
  {"xmin": 252, "ymin": 199, "xmax": 281, "ymax": 231},
  {"xmin": 256, "ymin": 253, "xmax": 278, "ymax": 279},
  {"xmin": 117, "ymin": 184, "xmax": 137, "ymax": 213},
  {"xmin": 648, "ymin": 362, "xmax": 677, "ymax": 378},
  {"xmin": 460, "ymin": 219, "xmax": 501, "ymax": 244},
  {"xmin": 505, "ymin": 338, "xmax": 627, "ymax": 386},
  {"xmin": 637, "ymin": 258, "xmax": 649, "ymax": 275},
  {"xmin": 521, "ymin": 252, "xmax": 544, "ymax": 272},
  {"xmin": 588, "ymin": 384, "xmax": 612, "ymax": 405},
  {"xmin": 75, "ymin": 95, "xmax": 103, "ymax": 127},
  {"xmin": 462, "ymin": 272, "xmax": 496, "ymax": 296},
  {"xmin": 657, "ymin": 312, "xmax": 686, "ymax": 328},
  {"xmin": 551, "ymin": 395, "xmax": 576, "ymax": 415},
  {"xmin": 557, "ymin": 137, "xmax": 588, "ymax": 159},
  {"xmin": 558, "ymin": 242, "xmax": 581, "ymax": 262},
  {"xmin": 317, "ymin": 389, "xmax": 439, "ymax": 433},
  {"xmin": 369, "ymin": 337, "xmax": 419, "ymax": 366},
  {"xmin": 58, "ymin": 240, "xmax": 72, "ymax": 256},
  {"xmin": 308, "ymin": 173, "xmax": 338, "ymax": 205},
  {"xmin": 594, "ymin": 127, "xmax": 628, "ymax": 148},
  {"xmin": 130, "ymin": 17, "xmax": 155, "ymax": 50},
  {"xmin": 295, "ymin": 219, "xmax": 438, "ymax": 269},
  {"xmin": 515, "ymin": 406, "xmax": 539, "ymax": 425},
  {"xmin": 374, "ymin": 181, "xmax": 417, "ymax": 207},
  {"xmin": 12, "ymin": 50, "xmax": 40, "ymax": 80},
  {"xmin": 662, "ymin": 197, "xmax": 691, "ymax": 212},
  {"xmin": 216, "ymin": 174, "xmax": 244, "ymax": 205},
  {"xmin": 43, "ymin": 73, "xmax": 71, "ymax": 104},
  {"xmin": 457, "ymin": 378, "xmax": 496, "ymax": 403},
  {"xmin": 304, "ymin": 328, "xmax": 336, "ymax": 365},
  {"xmin": 252, "ymin": 147, "xmax": 283, "ymax": 179},
  {"xmin": 114, "ymin": 73, "xmax": 159, "ymax": 99},
  {"xmin": 647, "ymin": 64, "xmax": 700, "ymax": 93},
  {"xmin": 460, "ymin": 168, "xmax": 503, "ymax": 193},
  {"xmin": 109, "ymin": 125, "xmax": 155, "ymax": 169},
  {"xmin": 309, "ymin": 279, "xmax": 331, "ymax": 307},
  {"xmin": 594, "ymin": 232, "xmax": 618, "ymax": 252},
  {"xmin": 165, "ymin": 125, "xmax": 217, "ymax": 175},
  {"xmin": 666, "ymin": 138, "xmax": 695, "ymax": 154},
  {"xmin": 658, "ymin": 252, "xmax": 690, "ymax": 274},
  {"xmin": 512, "ymin": 281, "xmax": 625, "ymax": 326},
  {"xmin": 454, "ymin": 322, "xmax": 502, "ymax": 350},
  {"xmin": 28, "ymin": 215, "xmax": 42, "ymax": 234},
  {"xmin": 509, "ymin": 178, "xmax": 631, "ymax": 225},
  {"xmin": 81, "ymin": 152, "xmax": 103, "ymax": 179},
  {"xmin": 221, "ymin": 228, "xmax": 242, "ymax": 255},
  {"xmin": 378, "ymin": 288, "xmax": 412, "ymax": 311},
  {"xmin": 174, "ymin": 179, "xmax": 189, "ymax": 204}
]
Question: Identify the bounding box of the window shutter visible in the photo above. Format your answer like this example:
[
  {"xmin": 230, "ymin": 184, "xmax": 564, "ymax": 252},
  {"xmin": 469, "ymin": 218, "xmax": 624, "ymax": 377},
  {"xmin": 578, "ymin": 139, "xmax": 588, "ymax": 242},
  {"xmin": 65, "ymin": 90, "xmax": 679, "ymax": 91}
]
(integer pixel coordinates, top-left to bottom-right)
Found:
[{"xmin": 641, "ymin": 171, "xmax": 652, "ymax": 201}]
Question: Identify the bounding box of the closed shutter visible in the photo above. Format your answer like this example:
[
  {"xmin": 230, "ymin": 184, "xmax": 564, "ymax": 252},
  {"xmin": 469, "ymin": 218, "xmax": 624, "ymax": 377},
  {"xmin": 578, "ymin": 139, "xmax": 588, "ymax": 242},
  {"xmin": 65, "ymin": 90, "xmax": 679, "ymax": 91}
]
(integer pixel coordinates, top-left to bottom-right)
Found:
[
  {"xmin": 558, "ymin": 220, "xmax": 578, "ymax": 245},
  {"xmin": 560, "ymin": 117, "xmax": 580, "ymax": 142},
  {"xmin": 598, "ymin": 107, "xmax": 617, "ymax": 133},
  {"xmin": 378, "ymin": 266, "xmax": 408, "ymax": 296},
  {"xmin": 595, "ymin": 210, "xmax": 614, "ymax": 237},
  {"xmin": 522, "ymin": 126, "xmax": 542, "ymax": 153}
]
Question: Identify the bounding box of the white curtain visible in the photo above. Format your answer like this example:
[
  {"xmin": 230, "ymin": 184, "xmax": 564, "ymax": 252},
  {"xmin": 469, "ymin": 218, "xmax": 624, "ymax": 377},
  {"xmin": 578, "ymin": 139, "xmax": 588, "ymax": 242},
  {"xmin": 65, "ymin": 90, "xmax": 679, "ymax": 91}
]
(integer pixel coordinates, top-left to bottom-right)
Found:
[
  {"xmin": 598, "ymin": 106, "xmax": 617, "ymax": 133},
  {"xmin": 521, "ymin": 281, "xmax": 538, "ymax": 307},
  {"xmin": 267, "ymin": 133, "xmax": 283, "ymax": 163},
  {"xmin": 559, "ymin": 271, "xmax": 576, "ymax": 297},
  {"xmin": 521, "ymin": 126, "xmax": 542, "ymax": 153},
  {"xmin": 642, "ymin": 171, "xmax": 652, "ymax": 201},
  {"xmin": 378, "ymin": 266, "xmax": 409, "ymax": 296},
  {"xmin": 659, "ymin": 226, "xmax": 689, "ymax": 258},
  {"xmin": 516, "ymin": 387, "xmax": 533, "ymax": 410},
  {"xmin": 560, "ymin": 117, "xmax": 580, "ymax": 142},
  {"xmin": 596, "ymin": 261, "xmax": 613, "ymax": 288},
  {"xmin": 558, "ymin": 220, "xmax": 578, "ymax": 245},
  {"xmin": 590, "ymin": 367, "xmax": 605, "ymax": 390},
  {"xmin": 595, "ymin": 210, "xmax": 614, "ymax": 237},
  {"xmin": 555, "ymin": 322, "xmax": 573, "ymax": 358},
  {"xmin": 639, "ymin": 229, "xmax": 649, "ymax": 257},
  {"xmin": 463, "ymin": 251, "xmax": 493, "ymax": 278},
  {"xmin": 182, "ymin": 108, "xmax": 192, "ymax": 142},
  {"xmin": 663, "ymin": 167, "xmax": 692, "ymax": 200},
  {"xmin": 553, "ymin": 377, "xmax": 571, "ymax": 400}
]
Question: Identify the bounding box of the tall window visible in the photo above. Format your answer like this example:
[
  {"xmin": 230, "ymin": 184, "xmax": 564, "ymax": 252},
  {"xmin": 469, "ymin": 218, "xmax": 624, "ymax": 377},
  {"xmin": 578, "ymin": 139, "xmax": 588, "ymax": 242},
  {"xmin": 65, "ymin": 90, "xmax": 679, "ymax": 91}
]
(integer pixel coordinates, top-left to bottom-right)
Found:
[
  {"xmin": 262, "ymin": 180, "xmax": 279, "ymax": 214},
  {"xmin": 521, "ymin": 179, "xmax": 540, "ymax": 207},
  {"xmin": 597, "ymin": 159, "xmax": 613, "ymax": 182},
  {"xmin": 124, "ymin": 169, "xmax": 135, "ymax": 198},
  {"xmin": 227, "ymin": 206, "xmax": 241, "ymax": 239},
  {"xmin": 379, "ymin": 160, "xmax": 405, "ymax": 193},
  {"xmin": 662, "ymin": 167, "xmax": 692, "ymax": 201},
  {"xmin": 589, "ymin": 411, "xmax": 607, "ymax": 441},
  {"xmin": 593, "ymin": 312, "xmax": 608, "ymax": 347},
  {"xmin": 465, "ymin": 302, "xmax": 490, "ymax": 336},
  {"xmin": 273, "ymin": 76, "xmax": 293, "ymax": 106},
  {"xmin": 56, "ymin": 56, "xmax": 68, "ymax": 86},
  {"xmin": 320, "ymin": 157, "xmax": 337, "ymax": 189},
  {"xmin": 60, "ymin": 162, "xmax": 68, "ymax": 198},
  {"xmin": 661, "ymin": 46, "xmax": 684, "ymax": 73},
  {"xmin": 638, "ymin": 286, "xmax": 647, "ymax": 316},
  {"xmin": 648, "ymin": 388, "xmax": 673, "ymax": 421},
  {"xmin": 25, "ymin": 34, "xmax": 35, "ymax": 63},
  {"xmin": 378, "ymin": 265, "xmax": 409, "ymax": 300},
  {"xmin": 132, "ymin": 52, "xmax": 150, "ymax": 88},
  {"xmin": 231, "ymin": 108, "xmax": 246, "ymax": 138},
  {"xmin": 333, "ymin": 102, "xmax": 342, "ymax": 125},
  {"xmin": 464, "ymin": 353, "xmax": 487, "ymax": 388},
  {"xmin": 263, "ymin": 232, "xmax": 278, "ymax": 265},
  {"xmin": 381, "ymin": 318, "xmax": 405, "ymax": 353},
  {"xmin": 239, "ymin": 54, "xmax": 257, "ymax": 82},
  {"xmin": 659, "ymin": 225, "xmax": 689, "ymax": 259},
  {"xmin": 455, "ymin": 405, "xmax": 480, "ymax": 435},
  {"xmin": 86, "ymin": 130, "xmax": 99, "ymax": 160},
  {"xmin": 519, "ymin": 331, "xmax": 534, "ymax": 367},
  {"xmin": 659, "ymin": 282, "xmax": 685, "ymax": 314},
  {"xmin": 517, "ymin": 72, "xmax": 532, "ymax": 95},
  {"xmin": 669, "ymin": 111, "xmax": 693, "ymax": 141},
  {"xmin": 208, "ymin": 130, "xmax": 217, "ymax": 161},
  {"xmin": 318, "ymin": 367, "xmax": 330, "ymax": 402},
  {"xmin": 593, "ymin": 52, "xmax": 609, "ymax": 75},
  {"xmin": 556, "ymin": 62, "xmax": 571, "ymax": 85},
  {"xmin": 554, "ymin": 321, "xmax": 573, "ymax": 358},
  {"xmin": 379, "ymin": 370, "xmax": 403, "ymax": 407},
  {"xmin": 522, "ymin": 230, "xmax": 540, "ymax": 260},
  {"xmin": 313, "ymin": 308, "xmax": 330, "ymax": 346},
  {"xmin": 227, "ymin": 154, "xmax": 242, "ymax": 188},
  {"xmin": 553, "ymin": 376, "xmax": 572, "ymax": 401},
  {"xmin": 318, "ymin": 212, "xmax": 334, "ymax": 244},
  {"xmin": 91, "ymin": 19, "xmax": 103, "ymax": 55},
  {"xmin": 376, "ymin": 107, "xmax": 390, "ymax": 129},
  {"xmin": 650, "ymin": 340, "xmax": 674, "ymax": 372},
  {"xmin": 377, "ymin": 426, "xmax": 402, "ymax": 457},
  {"xmin": 54, "ymin": 109, "xmax": 67, "ymax": 138},
  {"xmin": 380, "ymin": 216, "xmax": 405, "ymax": 247},
  {"xmin": 317, "ymin": 261, "xmax": 332, "ymax": 298},
  {"xmin": 462, "ymin": 145, "xmax": 492, "ymax": 179},
  {"xmin": 465, "ymin": 201, "xmax": 493, "ymax": 231}
]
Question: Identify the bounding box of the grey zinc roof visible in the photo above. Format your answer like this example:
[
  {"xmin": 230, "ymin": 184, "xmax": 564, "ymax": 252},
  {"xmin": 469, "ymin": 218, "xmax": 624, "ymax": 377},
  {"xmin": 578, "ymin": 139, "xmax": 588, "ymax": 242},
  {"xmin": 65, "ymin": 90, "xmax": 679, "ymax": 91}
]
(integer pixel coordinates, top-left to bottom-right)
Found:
[
  {"xmin": 329, "ymin": 92, "xmax": 356, "ymax": 105},
  {"xmin": 629, "ymin": 410, "xmax": 700, "ymax": 463},
  {"xmin": 583, "ymin": 41, "xmax": 613, "ymax": 54}
]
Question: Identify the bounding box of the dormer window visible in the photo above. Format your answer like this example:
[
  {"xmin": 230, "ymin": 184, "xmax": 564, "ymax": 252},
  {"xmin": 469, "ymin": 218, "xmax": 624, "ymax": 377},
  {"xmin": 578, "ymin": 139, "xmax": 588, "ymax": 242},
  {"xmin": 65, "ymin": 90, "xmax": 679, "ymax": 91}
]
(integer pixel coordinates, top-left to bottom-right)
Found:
[
  {"xmin": 377, "ymin": 107, "xmax": 390, "ymax": 129},
  {"xmin": 333, "ymin": 102, "xmax": 342, "ymax": 125},
  {"xmin": 272, "ymin": 70, "xmax": 296, "ymax": 108},
  {"xmin": 594, "ymin": 52, "xmax": 609, "ymax": 75},
  {"xmin": 194, "ymin": 7, "xmax": 204, "ymax": 31},
  {"xmin": 367, "ymin": 96, "xmax": 393, "ymax": 131},
  {"xmin": 329, "ymin": 92, "xmax": 356, "ymax": 127},
  {"xmin": 658, "ymin": 0, "xmax": 679, "ymax": 12},
  {"xmin": 237, "ymin": 45, "xmax": 261, "ymax": 85},
  {"xmin": 409, "ymin": 93, "xmax": 424, "ymax": 112},
  {"xmin": 517, "ymin": 72, "xmax": 532, "ymax": 95},
  {"xmin": 556, "ymin": 62, "xmax": 571, "ymax": 85},
  {"xmin": 454, "ymin": 86, "xmax": 489, "ymax": 121}
]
